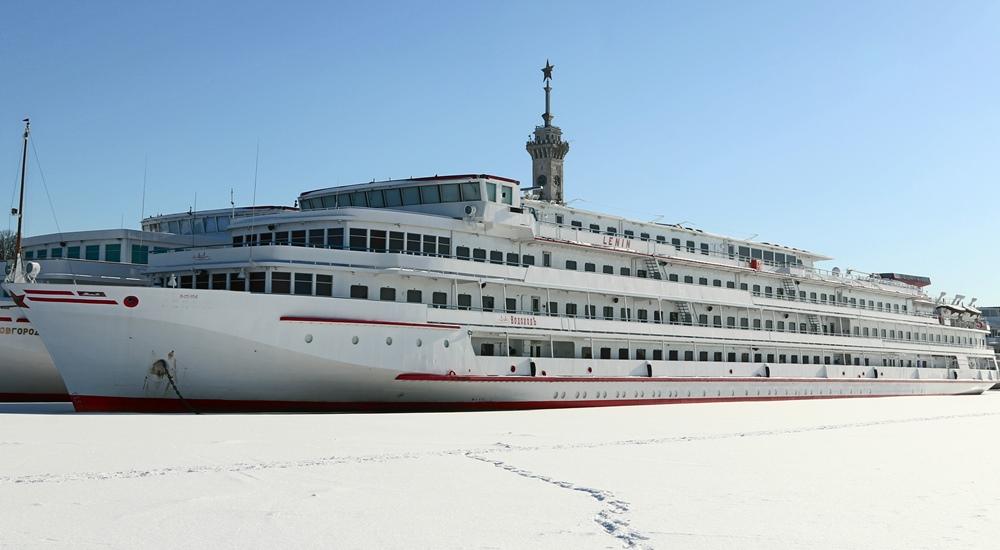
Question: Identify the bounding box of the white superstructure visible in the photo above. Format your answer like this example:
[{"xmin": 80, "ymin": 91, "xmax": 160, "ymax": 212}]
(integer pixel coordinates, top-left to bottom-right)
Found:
[{"xmin": 6, "ymin": 65, "xmax": 996, "ymax": 411}]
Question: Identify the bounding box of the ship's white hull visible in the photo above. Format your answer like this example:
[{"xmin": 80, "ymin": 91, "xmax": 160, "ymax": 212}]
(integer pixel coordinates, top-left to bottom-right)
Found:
[
  {"xmin": 7, "ymin": 283, "xmax": 995, "ymax": 413},
  {"xmin": 0, "ymin": 309, "xmax": 68, "ymax": 401}
]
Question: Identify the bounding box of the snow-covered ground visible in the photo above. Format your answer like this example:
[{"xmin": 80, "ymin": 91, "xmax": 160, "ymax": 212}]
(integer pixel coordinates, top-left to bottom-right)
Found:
[{"xmin": 1, "ymin": 394, "xmax": 999, "ymax": 550}]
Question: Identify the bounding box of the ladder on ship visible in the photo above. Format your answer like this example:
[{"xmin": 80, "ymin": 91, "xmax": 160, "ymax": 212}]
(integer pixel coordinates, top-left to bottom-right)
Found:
[
  {"xmin": 807, "ymin": 314, "xmax": 822, "ymax": 333},
  {"xmin": 675, "ymin": 302, "xmax": 692, "ymax": 324},
  {"xmin": 643, "ymin": 257, "xmax": 663, "ymax": 280},
  {"xmin": 782, "ymin": 279, "xmax": 797, "ymax": 301}
]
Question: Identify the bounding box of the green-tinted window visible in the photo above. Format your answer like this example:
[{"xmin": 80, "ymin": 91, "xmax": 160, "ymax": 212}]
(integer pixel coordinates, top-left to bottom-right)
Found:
[
  {"xmin": 154, "ymin": 247, "xmax": 168, "ymax": 254},
  {"xmin": 131, "ymin": 244, "xmax": 149, "ymax": 264},
  {"xmin": 85, "ymin": 245, "xmax": 100, "ymax": 260},
  {"xmin": 105, "ymin": 244, "xmax": 121, "ymax": 262},
  {"xmin": 36, "ymin": 249, "xmax": 47, "ymax": 259},
  {"xmin": 24, "ymin": 250, "xmax": 33, "ymax": 260},
  {"xmin": 50, "ymin": 248, "xmax": 63, "ymax": 258},
  {"xmin": 67, "ymin": 246, "xmax": 80, "ymax": 259}
]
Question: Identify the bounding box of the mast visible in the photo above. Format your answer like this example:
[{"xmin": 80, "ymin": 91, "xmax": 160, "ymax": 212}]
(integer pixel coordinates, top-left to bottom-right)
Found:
[{"xmin": 13, "ymin": 118, "xmax": 30, "ymax": 270}]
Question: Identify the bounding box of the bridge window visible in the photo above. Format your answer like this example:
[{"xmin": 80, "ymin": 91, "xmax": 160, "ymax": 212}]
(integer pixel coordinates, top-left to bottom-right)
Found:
[
  {"xmin": 309, "ymin": 229, "xmax": 325, "ymax": 248},
  {"xmin": 349, "ymin": 229, "xmax": 367, "ymax": 251},
  {"xmin": 461, "ymin": 182, "xmax": 481, "ymax": 200},
  {"xmin": 423, "ymin": 235, "xmax": 437, "ymax": 255},
  {"xmin": 486, "ymin": 183, "xmax": 497, "ymax": 202},
  {"xmin": 249, "ymin": 272, "xmax": 266, "ymax": 293},
  {"xmin": 131, "ymin": 245, "xmax": 148, "ymax": 265},
  {"xmin": 407, "ymin": 233, "xmax": 421, "ymax": 254},
  {"xmin": 383, "ymin": 188, "xmax": 402, "ymax": 207},
  {"xmin": 367, "ymin": 190, "xmax": 385, "ymax": 208},
  {"xmin": 500, "ymin": 185, "xmax": 513, "ymax": 205},
  {"xmin": 440, "ymin": 184, "xmax": 460, "ymax": 202},
  {"xmin": 370, "ymin": 230, "xmax": 387, "ymax": 252},
  {"xmin": 401, "ymin": 187, "xmax": 420, "ymax": 205},
  {"xmin": 292, "ymin": 231, "xmax": 306, "ymax": 246},
  {"xmin": 388, "ymin": 231, "xmax": 403, "ymax": 253}
]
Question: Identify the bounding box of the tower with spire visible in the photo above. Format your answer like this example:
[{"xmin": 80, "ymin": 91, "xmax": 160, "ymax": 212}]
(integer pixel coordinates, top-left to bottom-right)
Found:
[{"xmin": 526, "ymin": 60, "xmax": 570, "ymax": 203}]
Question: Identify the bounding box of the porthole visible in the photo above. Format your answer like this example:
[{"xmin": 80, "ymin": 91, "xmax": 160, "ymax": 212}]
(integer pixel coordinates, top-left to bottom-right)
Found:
[
  {"xmin": 553, "ymin": 392, "xmax": 559, "ymax": 399},
  {"xmin": 582, "ymin": 392, "xmax": 587, "ymax": 398},
  {"xmin": 560, "ymin": 392, "xmax": 566, "ymax": 398},
  {"xmin": 443, "ymin": 340, "xmax": 450, "ymax": 348},
  {"xmin": 416, "ymin": 339, "xmax": 422, "ymax": 347},
  {"xmin": 385, "ymin": 337, "xmax": 392, "ymax": 345},
  {"xmin": 304, "ymin": 334, "xmax": 313, "ymax": 343},
  {"xmin": 575, "ymin": 392, "xmax": 580, "ymax": 399},
  {"xmin": 351, "ymin": 336, "xmax": 359, "ymax": 345}
]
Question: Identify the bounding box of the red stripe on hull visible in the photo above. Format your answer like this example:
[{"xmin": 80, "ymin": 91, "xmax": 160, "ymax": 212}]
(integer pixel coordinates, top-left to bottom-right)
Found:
[
  {"xmin": 395, "ymin": 373, "xmax": 986, "ymax": 384},
  {"xmin": 70, "ymin": 392, "xmax": 980, "ymax": 414},
  {"xmin": 0, "ymin": 392, "xmax": 71, "ymax": 403},
  {"xmin": 27, "ymin": 297, "xmax": 118, "ymax": 305},
  {"xmin": 24, "ymin": 289, "xmax": 74, "ymax": 296},
  {"xmin": 279, "ymin": 316, "xmax": 460, "ymax": 330}
]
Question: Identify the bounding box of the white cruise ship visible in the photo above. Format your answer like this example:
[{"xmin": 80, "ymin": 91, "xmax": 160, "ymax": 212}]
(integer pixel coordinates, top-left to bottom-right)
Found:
[
  {"xmin": 0, "ymin": 207, "xmax": 295, "ymax": 401},
  {"xmin": 6, "ymin": 65, "xmax": 997, "ymax": 412}
]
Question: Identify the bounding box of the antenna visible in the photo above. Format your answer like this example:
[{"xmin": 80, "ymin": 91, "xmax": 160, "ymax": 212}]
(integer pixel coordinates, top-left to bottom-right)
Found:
[
  {"xmin": 247, "ymin": 140, "xmax": 260, "ymax": 264},
  {"xmin": 230, "ymin": 187, "xmax": 235, "ymax": 220}
]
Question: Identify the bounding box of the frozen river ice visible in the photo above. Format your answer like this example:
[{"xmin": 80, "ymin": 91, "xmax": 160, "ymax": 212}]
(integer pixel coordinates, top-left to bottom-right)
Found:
[{"xmin": 1, "ymin": 393, "xmax": 999, "ymax": 549}]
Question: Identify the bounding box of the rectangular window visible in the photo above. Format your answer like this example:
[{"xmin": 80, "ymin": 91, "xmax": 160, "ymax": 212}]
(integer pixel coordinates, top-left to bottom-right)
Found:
[
  {"xmin": 349, "ymin": 228, "xmax": 367, "ymax": 251},
  {"xmin": 432, "ymin": 292, "xmax": 447, "ymax": 308},
  {"xmin": 457, "ymin": 246, "xmax": 471, "ymax": 260},
  {"xmin": 249, "ymin": 272, "xmax": 266, "ymax": 293},
  {"xmin": 700, "ymin": 243, "xmax": 709, "ymax": 255},
  {"xmin": 439, "ymin": 183, "xmax": 461, "ymax": 202},
  {"xmin": 490, "ymin": 250, "xmax": 504, "ymax": 264},
  {"xmin": 271, "ymin": 272, "xmax": 291, "ymax": 294},
  {"xmin": 383, "ymin": 188, "xmax": 403, "ymax": 207},
  {"xmin": 406, "ymin": 290, "xmax": 422, "ymax": 303},
  {"xmin": 621, "ymin": 267, "xmax": 631, "ymax": 276},
  {"xmin": 482, "ymin": 296, "xmax": 495, "ymax": 311},
  {"xmin": 619, "ymin": 348, "xmax": 630, "ymax": 360},
  {"xmin": 294, "ymin": 273, "xmax": 313, "ymax": 295},
  {"xmin": 401, "ymin": 186, "xmax": 421, "ymax": 205},
  {"xmin": 388, "ymin": 231, "xmax": 404, "ymax": 253},
  {"xmin": 370, "ymin": 230, "xmax": 387, "ymax": 252},
  {"xmin": 380, "ymin": 287, "xmax": 396, "ymax": 301},
  {"xmin": 566, "ymin": 303, "xmax": 578, "ymax": 317},
  {"xmin": 461, "ymin": 182, "xmax": 481, "ymax": 201},
  {"xmin": 669, "ymin": 350, "xmax": 679, "ymax": 361},
  {"xmin": 210, "ymin": 273, "xmax": 227, "ymax": 290},
  {"xmin": 473, "ymin": 248, "xmax": 487, "ymax": 262},
  {"xmin": 522, "ymin": 255, "xmax": 535, "ymax": 266},
  {"xmin": 500, "ymin": 185, "xmax": 513, "ymax": 205},
  {"xmin": 584, "ymin": 262, "xmax": 596, "ymax": 272},
  {"xmin": 291, "ymin": 230, "xmax": 307, "ymax": 246},
  {"xmin": 589, "ymin": 224, "xmax": 600, "ymax": 233},
  {"xmin": 686, "ymin": 240, "xmax": 695, "ymax": 252},
  {"xmin": 438, "ymin": 237, "xmax": 451, "ymax": 257},
  {"xmin": 49, "ymin": 247, "xmax": 62, "ymax": 258},
  {"xmin": 105, "ymin": 244, "xmax": 121, "ymax": 262},
  {"xmin": 603, "ymin": 265, "xmax": 614, "ymax": 274},
  {"xmin": 407, "ymin": 233, "xmax": 422, "ymax": 254},
  {"xmin": 366, "ymin": 190, "xmax": 385, "ymax": 208},
  {"xmin": 326, "ymin": 227, "xmax": 344, "ymax": 250},
  {"xmin": 506, "ymin": 298, "xmax": 517, "ymax": 313},
  {"xmin": 131, "ymin": 245, "xmax": 148, "ymax": 265},
  {"xmin": 543, "ymin": 252, "xmax": 551, "ymax": 267},
  {"xmin": 350, "ymin": 285, "xmax": 369, "ymax": 299},
  {"xmin": 423, "ymin": 235, "xmax": 437, "ymax": 255},
  {"xmin": 419, "ymin": 185, "xmax": 441, "ymax": 204},
  {"xmin": 683, "ymin": 275, "xmax": 693, "ymax": 284},
  {"xmin": 308, "ymin": 229, "xmax": 325, "ymax": 248},
  {"xmin": 259, "ymin": 233, "xmax": 273, "ymax": 246},
  {"xmin": 506, "ymin": 253, "xmax": 520, "ymax": 266},
  {"xmin": 486, "ymin": 182, "xmax": 497, "ymax": 201},
  {"xmin": 566, "ymin": 260, "xmax": 577, "ymax": 270},
  {"xmin": 457, "ymin": 294, "xmax": 472, "ymax": 310},
  {"xmin": 67, "ymin": 246, "xmax": 80, "ymax": 259},
  {"xmin": 274, "ymin": 231, "xmax": 290, "ymax": 246}
]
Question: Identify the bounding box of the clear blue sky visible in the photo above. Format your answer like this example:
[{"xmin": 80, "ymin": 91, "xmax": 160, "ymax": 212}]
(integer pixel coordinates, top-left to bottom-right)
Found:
[{"xmin": 2, "ymin": 1, "xmax": 999, "ymax": 303}]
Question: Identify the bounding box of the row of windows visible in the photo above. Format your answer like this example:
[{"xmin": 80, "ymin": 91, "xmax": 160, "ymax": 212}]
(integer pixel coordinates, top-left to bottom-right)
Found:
[
  {"xmin": 300, "ymin": 182, "xmax": 515, "ymax": 210},
  {"xmin": 230, "ymin": 226, "xmax": 918, "ymax": 323},
  {"xmin": 23, "ymin": 244, "xmax": 163, "ymax": 264},
  {"xmin": 147, "ymin": 215, "xmax": 232, "ymax": 236},
  {"xmin": 553, "ymin": 214, "xmax": 802, "ymax": 267}
]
